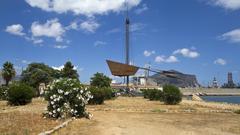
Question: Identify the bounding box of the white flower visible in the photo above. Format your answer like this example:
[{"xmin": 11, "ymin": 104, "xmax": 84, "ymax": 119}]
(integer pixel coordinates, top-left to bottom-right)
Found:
[
  {"xmin": 74, "ymin": 110, "xmax": 77, "ymax": 113},
  {"xmin": 54, "ymin": 98, "xmax": 57, "ymax": 102},
  {"xmin": 64, "ymin": 92, "xmax": 69, "ymax": 95},
  {"xmin": 53, "ymin": 105, "xmax": 56, "ymax": 108},
  {"xmin": 50, "ymin": 96, "xmax": 53, "ymax": 99},
  {"xmin": 51, "ymin": 101, "xmax": 54, "ymax": 105},
  {"xmin": 49, "ymin": 112, "xmax": 53, "ymax": 115},
  {"xmin": 71, "ymin": 109, "xmax": 74, "ymax": 112},
  {"xmin": 80, "ymin": 90, "xmax": 83, "ymax": 94},
  {"xmin": 53, "ymin": 95, "xmax": 57, "ymax": 98},
  {"xmin": 53, "ymin": 110, "xmax": 56, "ymax": 113},
  {"xmin": 57, "ymin": 108, "xmax": 61, "ymax": 112},
  {"xmin": 58, "ymin": 89, "xmax": 63, "ymax": 94}
]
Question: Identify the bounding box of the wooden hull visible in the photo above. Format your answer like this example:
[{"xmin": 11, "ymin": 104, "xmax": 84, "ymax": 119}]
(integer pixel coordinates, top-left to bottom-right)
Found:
[{"xmin": 106, "ymin": 60, "xmax": 139, "ymax": 76}]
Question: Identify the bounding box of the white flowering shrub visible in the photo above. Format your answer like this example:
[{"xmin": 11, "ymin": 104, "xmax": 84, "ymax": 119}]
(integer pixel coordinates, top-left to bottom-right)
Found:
[
  {"xmin": 44, "ymin": 78, "xmax": 92, "ymax": 119},
  {"xmin": 0, "ymin": 86, "xmax": 8, "ymax": 100}
]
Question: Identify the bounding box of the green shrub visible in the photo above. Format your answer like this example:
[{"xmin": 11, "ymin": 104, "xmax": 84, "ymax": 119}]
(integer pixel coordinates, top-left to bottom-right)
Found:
[
  {"xmin": 88, "ymin": 87, "xmax": 105, "ymax": 105},
  {"xmin": 88, "ymin": 87, "xmax": 115, "ymax": 105},
  {"xmin": 163, "ymin": 85, "xmax": 182, "ymax": 105},
  {"xmin": 0, "ymin": 86, "xmax": 9, "ymax": 100},
  {"xmin": 141, "ymin": 89, "xmax": 149, "ymax": 99},
  {"xmin": 142, "ymin": 89, "xmax": 164, "ymax": 101},
  {"xmin": 7, "ymin": 83, "xmax": 34, "ymax": 105},
  {"xmin": 102, "ymin": 87, "xmax": 115, "ymax": 100},
  {"xmin": 234, "ymin": 110, "xmax": 240, "ymax": 114},
  {"xmin": 148, "ymin": 89, "xmax": 163, "ymax": 101}
]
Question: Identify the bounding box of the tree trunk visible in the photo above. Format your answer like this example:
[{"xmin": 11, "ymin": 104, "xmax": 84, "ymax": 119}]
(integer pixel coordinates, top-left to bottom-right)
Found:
[{"xmin": 6, "ymin": 80, "xmax": 9, "ymax": 86}]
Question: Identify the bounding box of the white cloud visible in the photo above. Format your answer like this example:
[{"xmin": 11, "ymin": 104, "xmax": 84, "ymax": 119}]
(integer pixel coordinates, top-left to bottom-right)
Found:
[
  {"xmin": 94, "ymin": 41, "xmax": 107, "ymax": 46},
  {"xmin": 52, "ymin": 65, "xmax": 64, "ymax": 71},
  {"xmin": 130, "ymin": 23, "xmax": 145, "ymax": 32},
  {"xmin": 33, "ymin": 39, "xmax": 43, "ymax": 44},
  {"xmin": 25, "ymin": 0, "xmax": 141, "ymax": 16},
  {"xmin": 54, "ymin": 45, "xmax": 68, "ymax": 49},
  {"xmin": 208, "ymin": 0, "xmax": 240, "ymax": 10},
  {"xmin": 31, "ymin": 18, "xmax": 65, "ymax": 42},
  {"xmin": 155, "ymin": 55, "xmax": 178, "ymax": 63},
  {"xmin": 165, "ymin": 56, "xmax": 179, "ymax": 63},
  {"xmin": 21, "ymin": 60, "xmax": 31, "ymax": 64},
  {"xmin": 143, "ymin": 50, "xmax": 155, "ymax": 57},
  {"xmin": 135, "ymin": 4, "xmax": 148, "ymax": 14},
  {"xmin": 80, "ymin": 19, "xmax": 100, "ymax": 33},
  {"xmin": 221, "ymin": 28, "xmax": 240, "ymax": 43},
  {"xmin": 173, "ymin": 48, "xmax": 200, "ymax": 58},
  {"xmin": 106, "ymin": 28, "xmax": 121, "ymax": 34},
  {"xmin": 52, "ymin": 65, "xmax": 78, "ymax": 70},
  {"xmin": 25, "ymin": 36, "xmax": 44, "ymax": 45},
  {"xmin": 66, "ymin": 21, "xmax": 79, "ymax": 30},
  {"xmin": 5, "ymin": 24, "xmax": 25, "ymax": 36},
  {"xmin": 214, "ymin": 58, "xmax": 227, "ymax": 65}
]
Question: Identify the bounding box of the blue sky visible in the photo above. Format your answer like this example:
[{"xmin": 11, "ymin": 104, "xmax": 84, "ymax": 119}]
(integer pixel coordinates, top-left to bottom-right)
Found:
[{"xmin": 1, "ymin": 0, "xmax": 240, "ymax": 86}]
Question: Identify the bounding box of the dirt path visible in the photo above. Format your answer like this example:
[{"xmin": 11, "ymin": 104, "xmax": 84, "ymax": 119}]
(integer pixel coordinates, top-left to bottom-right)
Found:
[{"xmin": 55, "ymin": 97, "xmax": 240, "ymax": 135}]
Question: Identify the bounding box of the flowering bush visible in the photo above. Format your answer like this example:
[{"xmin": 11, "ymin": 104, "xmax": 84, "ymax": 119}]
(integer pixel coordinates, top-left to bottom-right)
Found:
[
  {"xmin": 0, "ymin": 86, "xmax": 8, "ymax": 100},
  {"xmin": 44, "ymin": 78, "xmax": 92, "ymax": 119}
]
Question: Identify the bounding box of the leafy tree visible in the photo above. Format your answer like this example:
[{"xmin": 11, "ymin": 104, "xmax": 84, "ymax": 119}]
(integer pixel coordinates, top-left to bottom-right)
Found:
[
  {"xmin": 90, "ymin": 72, "xmax": 112, "ymax": 88},
  {"xmin": 1, "ymin": 62, "xmax": 16, "ymax": 86},
  {"xmin": 61, "ymin": 61, "xmax": 79, "ymax": 80},
  {"xmin": 21, "ymin": 63, "xmax": 58, "ymax": 96}
]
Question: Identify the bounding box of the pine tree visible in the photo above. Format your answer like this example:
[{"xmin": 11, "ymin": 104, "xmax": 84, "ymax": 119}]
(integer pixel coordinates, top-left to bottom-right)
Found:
[{"xmin": 61, "ymin": 61, "xmax": 79, "ymax": 80}]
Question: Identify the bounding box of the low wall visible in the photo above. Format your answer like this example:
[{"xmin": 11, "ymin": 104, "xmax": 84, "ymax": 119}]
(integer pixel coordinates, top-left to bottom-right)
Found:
[{"xmin": 181, "ymin": 88, "xmax": 240, "ymax": 96}]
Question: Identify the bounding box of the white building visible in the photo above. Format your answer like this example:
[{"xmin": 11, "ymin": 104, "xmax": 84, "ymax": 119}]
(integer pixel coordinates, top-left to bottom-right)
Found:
[{"xmin": 132, "ymin": 75, "xmax": 147, "ymax": 86}]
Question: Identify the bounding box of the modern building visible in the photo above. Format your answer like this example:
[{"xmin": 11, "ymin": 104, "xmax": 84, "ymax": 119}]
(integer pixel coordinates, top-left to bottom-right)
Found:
[
  {"xmin": 132, "ymin": 70, "xmax": 200, "ymax": 88},
  {"xmin": 222, "ymin": 72, "xmax": 236, "ymax": 88},
  {"xmin": 228, "ymin": 72, "xmax": 234, "ymax": 85}
]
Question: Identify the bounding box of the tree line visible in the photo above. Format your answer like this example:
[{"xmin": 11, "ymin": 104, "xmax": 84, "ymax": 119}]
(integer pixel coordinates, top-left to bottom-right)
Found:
[{"xmin": 0, "ymin": 61, "xmax": 79, "ymax": 96}]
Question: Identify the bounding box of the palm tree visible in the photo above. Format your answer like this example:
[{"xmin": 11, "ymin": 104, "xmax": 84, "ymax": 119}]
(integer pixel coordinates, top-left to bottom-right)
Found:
[{"xmin": 2, "ymin": 61, "xmax": 16, "ymax": 86}]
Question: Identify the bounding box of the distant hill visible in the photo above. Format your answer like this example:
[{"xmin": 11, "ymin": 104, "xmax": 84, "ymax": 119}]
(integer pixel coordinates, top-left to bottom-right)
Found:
[{"xmin": 148, "ymin": 70, "xmax": 200, "ymax": 88}]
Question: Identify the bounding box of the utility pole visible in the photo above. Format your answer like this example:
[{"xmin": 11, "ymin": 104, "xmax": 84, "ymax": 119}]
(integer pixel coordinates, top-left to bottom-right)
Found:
[{"xmin": 125, "ymin": 5, "xmax": 130, "ymax": 91}]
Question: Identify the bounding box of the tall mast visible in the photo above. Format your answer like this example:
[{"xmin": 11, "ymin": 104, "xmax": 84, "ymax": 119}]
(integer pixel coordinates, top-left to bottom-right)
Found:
[{"xmin": 125, "ymin": 2, "xmax": 130, "ymax": 89}]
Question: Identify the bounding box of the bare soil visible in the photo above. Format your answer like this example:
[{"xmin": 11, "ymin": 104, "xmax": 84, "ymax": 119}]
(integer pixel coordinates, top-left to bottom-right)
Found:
[
  {"xmin": 55, "ymin": 97, "xmax": 240, "ymax": 135},
  {"xmin": 1, "ymin": 97, "xmax": 240, "ymax": 135}
]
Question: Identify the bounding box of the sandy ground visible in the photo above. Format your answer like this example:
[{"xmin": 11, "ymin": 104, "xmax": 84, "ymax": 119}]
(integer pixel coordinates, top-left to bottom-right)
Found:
[{"xmin": 55, "ymin": 97, "xmax": 240, "ymax": 135}]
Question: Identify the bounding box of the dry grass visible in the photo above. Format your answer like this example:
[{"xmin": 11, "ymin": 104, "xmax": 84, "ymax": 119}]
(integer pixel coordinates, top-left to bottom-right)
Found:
[
  {"xmin": 1, "ymin": 97, "xmax": 240, "ymax": 135},
  {"xmin": 0, "ymin": 98, "xmax": 62, "ymax": 135},
  {"xmin": 56, "ymin": 97, "xmax": 240, "ymax": 135}
]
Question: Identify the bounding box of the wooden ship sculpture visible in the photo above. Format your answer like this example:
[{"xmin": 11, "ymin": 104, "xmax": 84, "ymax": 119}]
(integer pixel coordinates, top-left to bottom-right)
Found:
[{"xmin": 106, "ymin": 2, "xmax": 178, "ymax": 90}]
